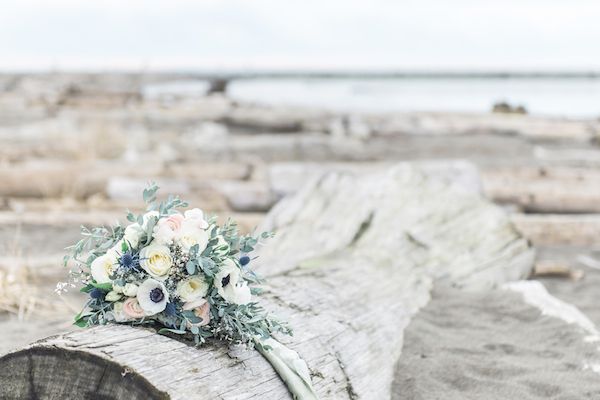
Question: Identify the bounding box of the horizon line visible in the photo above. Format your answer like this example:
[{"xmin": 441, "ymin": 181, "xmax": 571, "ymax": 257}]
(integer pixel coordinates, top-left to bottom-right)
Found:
[{"xmin": 3, "ymin": 69, "xmax": 600, "ymax": 80}]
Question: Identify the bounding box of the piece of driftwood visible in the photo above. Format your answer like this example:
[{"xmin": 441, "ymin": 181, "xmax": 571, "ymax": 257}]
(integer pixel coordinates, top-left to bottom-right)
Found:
[
  {"xmin": 0, "ymin": 164, "xmax": 534, "ymax": 399},
  {"xmin": 482, "ymin": 166, "xmax": 600, "ymax": 213},
  {"xmin": 511, "ymin": 213, "xmax": 600, "ymax": 247}
]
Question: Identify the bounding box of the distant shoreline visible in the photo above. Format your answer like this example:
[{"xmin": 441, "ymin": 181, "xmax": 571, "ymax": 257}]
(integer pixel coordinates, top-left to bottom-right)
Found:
[{"xmin": 2, "ymin": 71, "xmax": 600, "ymax": 81}]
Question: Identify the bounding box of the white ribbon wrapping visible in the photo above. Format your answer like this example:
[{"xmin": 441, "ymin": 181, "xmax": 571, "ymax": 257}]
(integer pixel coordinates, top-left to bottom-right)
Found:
[{"xmin": 254, "ymin": 337, "xmax": 319, "ymax": 400}]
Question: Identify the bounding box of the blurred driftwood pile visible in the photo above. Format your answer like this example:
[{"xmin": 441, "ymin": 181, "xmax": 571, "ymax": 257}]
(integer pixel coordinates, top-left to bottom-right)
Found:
[{"xmin": 0, "ymin": 73, "xmax": 599, "ymax": 334}]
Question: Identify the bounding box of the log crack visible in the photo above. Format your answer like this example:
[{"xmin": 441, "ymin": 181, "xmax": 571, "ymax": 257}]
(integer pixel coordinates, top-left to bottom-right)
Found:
[
  {"xmin": 334, "ymin": 351, "xmax": 359, "ymax": 400},
  {"xmin": 350, "ymin": 211, "xmax": 374, "ymax": 246},
  {"xmin": 27, "ymin": 353, "xmax": 38, "ymax": 400}
]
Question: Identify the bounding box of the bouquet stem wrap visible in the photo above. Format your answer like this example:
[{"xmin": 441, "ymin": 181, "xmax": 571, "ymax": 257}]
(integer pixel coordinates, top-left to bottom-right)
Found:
[{"xmin": 254, "ymin": 337, "xmax": 319, "ymax": 400}]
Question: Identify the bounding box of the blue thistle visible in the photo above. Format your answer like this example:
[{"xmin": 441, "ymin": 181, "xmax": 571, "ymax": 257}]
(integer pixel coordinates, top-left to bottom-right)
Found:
[
  {"xmin": 90, "ymin": 288, "xmax": 105, "ymax": 300},
  {"xmin": 239, "ymin": 255, "xmax": 251, "ymax": 266},
  {"xmin": 119, "ymin": 251, "xmax": 140, "ymax": 270},
  {"xmin": 164, "ymin": 302, "xmax": 177, "ymax": 316}
]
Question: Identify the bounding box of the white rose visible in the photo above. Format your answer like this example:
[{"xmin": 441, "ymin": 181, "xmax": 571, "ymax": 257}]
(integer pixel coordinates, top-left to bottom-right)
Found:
[
  {"xmin": 105, "ymin": 290, "xmax": 122, "ymax": 302},
  {"xmin": 214, "ymin": 259, "xmax": 252, "ymax": 305},
  {"xmin": 142, "ymin": 211, "xmax": 159, "ymax": 228},
  {"xmin": 139, "ymin": 244, "xmax": 173, "ymax": 279},
  {"xmin": 123, "ymin": 223, "xmax": 143, "ymax": 249},
  {"xmin": 152, "ymin": 219, "xmax": 176, "ymax": 246},
  {"xmin": 137, "ymin": 278, "xmax": 169, "ymax": 316},
  {"xmin": 90, "ymin": 253, "xmax": 118, "ymax": 284},
  {"xmin": 123, "ymin": 283, "xmax": 139, "ymax": 297},
  {"xmin": 176, "ymin": 276, "xmax": 209, "ymax": 302},
  {"xmin": 175, "ymin": 220, "xmax": 209, "ymax": 253},
  {"xmin": 184, "ymin": 208, "xmax": 209, "ymax": 229}
]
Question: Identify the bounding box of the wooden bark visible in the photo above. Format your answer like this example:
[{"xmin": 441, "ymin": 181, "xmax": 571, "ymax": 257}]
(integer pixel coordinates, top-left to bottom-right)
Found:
[{"xmin": 0, "ymin": 163, "xmax": 534, "ymax": 399}]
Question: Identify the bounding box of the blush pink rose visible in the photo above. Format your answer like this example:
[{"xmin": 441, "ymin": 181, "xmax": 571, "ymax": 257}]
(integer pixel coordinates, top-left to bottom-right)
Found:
[
  {"xmin": 165, "ymin": 214, "xmax": 184, "ymax": 232},
  {"xmin": 123, "ymin": 297, "xmax": 146, "ymax": 319},
  {"xmin": 183, "ymin": 298, "xmax": 211, "ymax": 326},
  {"xmin": 194, "ymin": 302, "xmax": 211, "ymax": 326}
]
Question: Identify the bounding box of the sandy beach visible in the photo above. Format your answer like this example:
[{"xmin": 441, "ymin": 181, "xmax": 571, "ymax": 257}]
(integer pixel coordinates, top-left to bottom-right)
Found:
[{"xmin": 394, "ymin": 287, "xmax": 600, "ymax": 399}]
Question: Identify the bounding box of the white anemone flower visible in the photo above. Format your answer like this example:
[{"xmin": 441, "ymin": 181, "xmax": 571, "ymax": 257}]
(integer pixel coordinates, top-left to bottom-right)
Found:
[
  {"xmin": 137, "ymin": 279, "xmax": 169, "ymax": 316},
  {"xmin": 214, "ymin": 259, "xmax": 252, "ymax": 305}
]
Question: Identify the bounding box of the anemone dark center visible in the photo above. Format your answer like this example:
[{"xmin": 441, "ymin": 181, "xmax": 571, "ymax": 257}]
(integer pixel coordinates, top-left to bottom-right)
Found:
[
  {"xmin": 221, "ymin": 274, "xmax": 231, "ymax": 288},
  {"xmin": 149, "ymin": 288, "xmax": 164, "ymax": 303}
]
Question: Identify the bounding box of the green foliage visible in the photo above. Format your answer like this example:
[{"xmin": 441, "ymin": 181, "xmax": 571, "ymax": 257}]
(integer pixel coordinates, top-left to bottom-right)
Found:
[{"xmin": 209, "ymin": 298, "xmax": 292, "ymax": 345}]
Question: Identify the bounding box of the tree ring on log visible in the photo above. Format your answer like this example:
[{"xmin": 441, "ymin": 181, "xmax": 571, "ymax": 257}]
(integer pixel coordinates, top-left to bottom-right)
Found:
[{"xmin": 0, "ymin": 346, "xmax": 169, "ymax": 400}]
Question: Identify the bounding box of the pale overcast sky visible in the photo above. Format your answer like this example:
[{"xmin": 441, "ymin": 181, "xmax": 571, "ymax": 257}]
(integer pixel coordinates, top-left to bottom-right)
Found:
[{"xmin": 0, "ymin": 0, "xmax": 598, "ymax": 71}]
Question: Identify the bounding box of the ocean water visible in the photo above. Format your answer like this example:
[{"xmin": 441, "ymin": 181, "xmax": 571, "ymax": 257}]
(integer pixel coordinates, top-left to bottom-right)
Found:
[{"xmin": 225, "ymin": 78, "xmax": 600, "ymax": 118}]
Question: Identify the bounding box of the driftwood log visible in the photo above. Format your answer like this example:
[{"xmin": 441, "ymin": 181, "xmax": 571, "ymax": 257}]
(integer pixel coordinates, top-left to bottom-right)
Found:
[
  {"xmin": 0, "ymin": 163, "xmax": 534, "ymax": 399},
  {"xmin": 482, "ymin": 165, "xmax": 600, "ymax": 213}
]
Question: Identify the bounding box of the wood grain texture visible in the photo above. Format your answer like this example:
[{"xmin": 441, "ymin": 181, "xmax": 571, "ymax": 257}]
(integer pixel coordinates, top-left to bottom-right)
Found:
[{"xmin": 0, "ymin": 163, "xmax": 534, "ymax": 400}]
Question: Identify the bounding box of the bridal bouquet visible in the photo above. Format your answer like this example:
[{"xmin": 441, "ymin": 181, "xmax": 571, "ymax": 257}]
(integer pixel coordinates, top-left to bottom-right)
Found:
[{"xmin": 59, "ymin": 184, "xmax": 291, "ymax": 347}]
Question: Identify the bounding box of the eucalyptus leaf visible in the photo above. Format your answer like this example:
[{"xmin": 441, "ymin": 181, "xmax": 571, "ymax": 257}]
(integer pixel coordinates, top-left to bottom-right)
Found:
[
  {"xmin": 91, "ymin": 282, "xmax": 113, "ymax": 292},
  {"xmin": 73, "ymin": 318, "xmax": 88, "ymax": 328},
  {"xmin": 186, "ymin": 260, "xmax": 196, "ymax": 275}
]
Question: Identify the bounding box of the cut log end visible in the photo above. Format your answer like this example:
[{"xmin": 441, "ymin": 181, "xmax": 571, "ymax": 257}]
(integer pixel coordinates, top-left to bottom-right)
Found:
[{"xmin": 0, "ymin": 346, "xmax": 169, "ymax": 400}]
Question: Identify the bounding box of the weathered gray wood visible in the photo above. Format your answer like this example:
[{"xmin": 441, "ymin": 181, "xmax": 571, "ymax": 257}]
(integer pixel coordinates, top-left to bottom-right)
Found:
[
  {"xmin": 482, "ymin": 166, "xmax": 600, "ymax": 213},
  {"xmin": 511, "ymin": 213, "xmax": 600, "ymax": 247},
  {"xmin": 0, "ymin": 163, "xmax": 534, "ymax": 399},
  {"xmin": 0, "ymin": 346, "xmax": 169, "ymax": 399}
]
